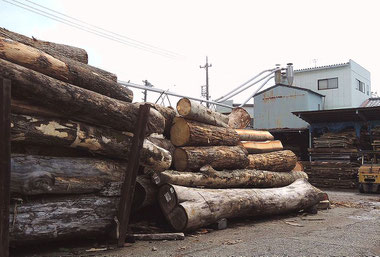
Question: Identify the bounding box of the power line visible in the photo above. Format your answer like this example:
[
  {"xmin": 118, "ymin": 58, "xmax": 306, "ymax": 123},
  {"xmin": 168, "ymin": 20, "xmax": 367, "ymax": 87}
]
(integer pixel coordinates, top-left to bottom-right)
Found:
[
  {"xmin": 3, "ymin": 0, "xmax": 182, "ymax": 58},
  {"xmin": 24, "ymin": 0, "xmax": 182, "ymax": 58}
]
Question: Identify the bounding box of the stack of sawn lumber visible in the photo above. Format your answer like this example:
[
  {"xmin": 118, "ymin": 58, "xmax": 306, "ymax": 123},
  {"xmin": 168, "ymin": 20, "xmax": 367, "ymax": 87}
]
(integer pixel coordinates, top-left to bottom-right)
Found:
[
  {"xmin": 155, "ymin": 98, "xmax": 325, "ymax": 232},
  {"xmin": 306, "ymin": 128, "xmax": 361, "ymax": 189},
  {"xmin": 0, "ymin": 28, "xmax": 177, "ymax": 243}
]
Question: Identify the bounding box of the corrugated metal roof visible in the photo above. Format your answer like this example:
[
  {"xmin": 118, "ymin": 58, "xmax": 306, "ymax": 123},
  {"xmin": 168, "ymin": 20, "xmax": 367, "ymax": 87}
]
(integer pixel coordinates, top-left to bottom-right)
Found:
[
  {"xmin": 360, "ymin": 98, "xmax": 380, "ymax": 107},
  {"xmin": 253, "ymin": 84, "xmax": 325, "ymax": 98},
  {"xmin": 294, "ymin": 62, "xmax": 349, "ymax": 73}
]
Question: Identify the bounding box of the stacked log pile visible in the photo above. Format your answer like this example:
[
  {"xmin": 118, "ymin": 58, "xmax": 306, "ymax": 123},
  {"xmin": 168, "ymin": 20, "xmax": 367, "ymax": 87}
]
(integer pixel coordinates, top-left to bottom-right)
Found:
[
  {"xmin": 155, "ymin": 98, "xmax": 324, "ymax": 232},
  {"xmin": 1, "ymin": 29, "xmax": 172, "ymax": 243}
]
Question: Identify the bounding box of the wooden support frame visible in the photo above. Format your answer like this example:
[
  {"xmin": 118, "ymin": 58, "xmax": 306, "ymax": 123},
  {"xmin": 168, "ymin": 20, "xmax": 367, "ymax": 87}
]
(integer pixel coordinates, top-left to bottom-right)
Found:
[
  {"xmin": 0, "ymin": 78, "xmax": 11, "ymax": 257},
  {"xmin": 117, "ymin": 104, "xmax": 151, "ymax": 247}
]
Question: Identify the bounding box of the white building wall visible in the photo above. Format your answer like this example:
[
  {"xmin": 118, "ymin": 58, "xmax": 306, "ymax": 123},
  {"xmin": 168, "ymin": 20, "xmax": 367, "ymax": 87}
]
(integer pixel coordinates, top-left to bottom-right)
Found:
[
  {"xmin": 293, "ymin": 66, "xmax": 352, "ymax": 109},
  {"xmin": 350, "ymin": 59, "xmax": 371, "ymax": 107}
]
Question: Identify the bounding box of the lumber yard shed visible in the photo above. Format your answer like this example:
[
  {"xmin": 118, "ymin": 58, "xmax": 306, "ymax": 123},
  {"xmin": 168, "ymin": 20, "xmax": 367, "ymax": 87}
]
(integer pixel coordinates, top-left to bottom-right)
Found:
[{"xmin": 253, "ymin": 84, "xmax": 324, "ymax": 130}]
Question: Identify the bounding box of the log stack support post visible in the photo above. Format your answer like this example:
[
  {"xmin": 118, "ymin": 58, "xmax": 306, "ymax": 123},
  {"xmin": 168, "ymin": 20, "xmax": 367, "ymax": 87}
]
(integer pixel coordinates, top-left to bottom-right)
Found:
[
  {"xmin": 117, "ymin": 104, "xmax": 151, "ymax": 247},
  {"xmin": 0, "ymin": 78, "xmax": 11, "ymax": 257}
]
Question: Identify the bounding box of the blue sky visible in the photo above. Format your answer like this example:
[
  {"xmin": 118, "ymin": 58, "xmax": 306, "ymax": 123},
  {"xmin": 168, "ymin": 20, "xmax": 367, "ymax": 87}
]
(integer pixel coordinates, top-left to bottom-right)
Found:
[{"xmin": 1, "ymin": 0, "xmax": 379, "ymax": 104}]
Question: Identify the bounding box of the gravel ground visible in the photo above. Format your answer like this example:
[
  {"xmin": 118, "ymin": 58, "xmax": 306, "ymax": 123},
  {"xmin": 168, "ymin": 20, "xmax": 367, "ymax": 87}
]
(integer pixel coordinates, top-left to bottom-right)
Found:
[{"xmin": 11, "ymin": 189, "xmax": 380, "ymax": 257}]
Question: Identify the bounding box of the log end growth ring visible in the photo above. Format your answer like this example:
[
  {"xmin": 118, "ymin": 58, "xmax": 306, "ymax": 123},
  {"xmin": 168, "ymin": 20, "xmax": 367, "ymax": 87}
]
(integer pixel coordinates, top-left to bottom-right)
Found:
[
  {"xmin": 173, "ymin": 148, "xmax": 188, "ymax": 171},
  {"xmin": 170, "ymin": 118, "xmax": 190, "ymax": 146},
  {"xmin": 176, "ymin": 98, "xmax": 191, "ymax": 116}
]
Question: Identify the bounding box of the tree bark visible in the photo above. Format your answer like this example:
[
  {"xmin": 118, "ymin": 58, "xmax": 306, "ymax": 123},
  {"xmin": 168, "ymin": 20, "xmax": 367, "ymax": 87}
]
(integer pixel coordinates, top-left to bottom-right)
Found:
[
  {"xmin": 242, "ymin": 140, "xmax": 283, "ymax": 153},
  {"xmin": 147, "ymin": 133, "xmax": 175, "ymax": 156},
  {"xmin": 11, "ymin": 98, "xmax": 61, "ymax": 118},
  {"xmin": 170, "ymin": 117, "xmax": 240, "ymax": 147},
  {"xmin": 176, "ymin": 98, "xmax": 229, "ymax": 127},
  {"xmin": 247, "ymin": 150, "xmax": 297, "ymax": 172},
  {"xmin": 235, "ymin": 129, "xmax": 274, "ymax": 141},
  {"xmin": 173, "ymin": 145, "xmax": 249, "ymax": 171},
  {"xmin": 0, "ymin": 59, "xmax": 164, "ymax": 134},
  {"xmin": 0, "ymin": 37, "xmax": 132, "ymax": 102},
  {"xmin": 0, "ymin": 27, "xmax": 88, "ymax": 64},
  {"xmin": 158, "ymin": 179, "xmax": 325, "ymax": 231},
  {"xmin": 138, "ymin": 103, "xmax": 177, "ymax": 137},
  {"xmin": 228, "ymin": 107, "xmax": 251, "ymax": 129},
  {"xmin": 11, "ymin": 114, "xmax": 171, "ymax": 170},
  {"xmin": 156, "ymin": 166, "xmax": 308, "ymax": 188}
]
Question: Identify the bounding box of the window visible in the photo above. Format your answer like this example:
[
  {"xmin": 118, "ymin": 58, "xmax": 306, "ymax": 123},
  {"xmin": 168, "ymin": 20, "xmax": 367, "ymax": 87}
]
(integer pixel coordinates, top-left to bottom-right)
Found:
[
  {"xmin": 356, "ymin": 79, "xmax": 365, "ymax": 93},
  {"xmin": 318, "ymin": 78, "xmax": 338, "ymax": 90}
]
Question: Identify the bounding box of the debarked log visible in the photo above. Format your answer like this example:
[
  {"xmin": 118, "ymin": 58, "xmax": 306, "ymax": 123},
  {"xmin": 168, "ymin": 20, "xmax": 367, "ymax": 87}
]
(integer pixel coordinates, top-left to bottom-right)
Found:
[
  {"xmin": 0, "ymin": 59, "xmax": 164, "ymax": 134},
  {"xmin": 0, "ymin": 37, "xmax": 132, "ymax": 102},
  {"xmin": 156, "ymin": 166, "xmax": 308, "ymax": 188},
  {"xmin": 173, "ymin": 145, "xmax": 249, "ymax": 171},
  {"xmin": 247, "ymin": 150, "xmax": 297, "ymax": 172},
  {"xmin": 0, "ymin": 27, "xmax": 88, "ymax": 64},
  {"xmin": 235, "ymin": 129, "xmax": 274, "ymax": 141},
  {"xmin": 10, "ymin": 154, "xmax": 158, "ymax": 200},
  {"xmin": 158, "ymin": 179, "xmax": 325, "ymax": 231},
  {"xmin": 242, "ymin": 140, "xmax": 283, "ymax": 153},
  {"xmin": 11, "ymin": 114, "xmax": 171, "ymax": 170},
  {"xmin": 176, "ymin": 98, "xmax": 229, "ymax": 127},
  {"xmin": 170, "ymin": 117, "xmax": 239, "ymax": 146}
]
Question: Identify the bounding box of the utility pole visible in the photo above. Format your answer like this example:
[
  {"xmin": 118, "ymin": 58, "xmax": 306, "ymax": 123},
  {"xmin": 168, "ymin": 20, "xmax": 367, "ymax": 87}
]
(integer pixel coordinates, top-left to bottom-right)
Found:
[
  {"xmin": 142, "ymin": 80, "xmax": 154, "ymax": 102},
  {"xmin": 200, "ymin": 56, "xmax": 212, "ymax": 107}
]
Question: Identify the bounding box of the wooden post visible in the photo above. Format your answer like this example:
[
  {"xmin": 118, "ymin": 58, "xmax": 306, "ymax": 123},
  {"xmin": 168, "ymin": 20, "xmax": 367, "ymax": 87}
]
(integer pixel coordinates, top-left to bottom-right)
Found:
[
  {"xmin": 0, "ymin": 78, "xmax": 11, "ymax": 257},
  {"xmin": 117, "ymin": 104, "xmax": 151, "ymax": 247}
]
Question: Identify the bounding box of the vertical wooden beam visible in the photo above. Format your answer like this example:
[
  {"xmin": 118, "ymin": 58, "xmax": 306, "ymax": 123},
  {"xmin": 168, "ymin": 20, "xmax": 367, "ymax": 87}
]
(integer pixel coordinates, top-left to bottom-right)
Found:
[
  {"xmin": 0, "ymin": 78, "xmax": 11, "ymax": 257},
  {"xmin": 117, "ymin": 104, "xmax": 151, "ymax": 247}
]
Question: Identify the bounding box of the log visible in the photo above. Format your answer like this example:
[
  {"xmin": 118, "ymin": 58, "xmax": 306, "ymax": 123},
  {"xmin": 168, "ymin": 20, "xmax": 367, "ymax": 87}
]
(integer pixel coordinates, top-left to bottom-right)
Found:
[
  {"xmin": 10, "ymin": 154, "xmax": 158, "ymax": 200},
  {"xmin": 170, "ymin": 117, "xmax": 239, "ymax": 147},
  {"xmin": 247, "ymin": 150, "xmax": 297, "ymax": 172},
  {"xmin": 228, "ymin": 107, "xmax": 251, "ymax": 129},
  {"xmin": 0, "ymin": 27, "xmax": 88, "ymax": 64},
  {"xmin": 9, "ymin": 195, "xmax": 117, "ymax": 243},
  {"xmin": 242, "ymin": 140, "xmax": 283, "ymax": 153},
  {"xmin": 11, "ymin": 99, "xmax": 61, "ymax": 118},
  {"xmin": 11, "ymin": 114, "xmax": 171, "ymax": 170},
  {"xmin": 158, "ymin": 179, "xmax": 325, "ymax": 231},
  {"xmin": 147, "ymin": 133, "xmax": 175, "ymax": 156},
  {"xmin": 173, "ymin": 145, "xmax": 249, "ymax": 171},
  {"xmin": 0, "ymin": 59, "xmax": 164, "ymax": 134},
  {"xmin": 235, "ymin": 129, "xmax": 274, "ymax": 141},
  {"xmin": 0, "ymin": 37, "xmax": 132, "ymax": 102},
  {"xmin": 292, "ymin": 161, "xmax": 304, "ymax": 172},
  {"xmin": 176, "ymin": 98, "xmax": 229, "ymax": 127},
  {"xmin": 156, "ymin": 166, "xmax": 308, "ymax": 188},
  {"xmin": 138, "ymin": 103, "xmax": 176, "ymax": 137}
]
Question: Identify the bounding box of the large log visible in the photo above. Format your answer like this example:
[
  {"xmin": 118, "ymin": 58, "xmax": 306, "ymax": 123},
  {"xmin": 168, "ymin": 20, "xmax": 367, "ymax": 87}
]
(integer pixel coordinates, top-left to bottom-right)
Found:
[
  {"xmin": 247, "ymin": 150, "xmax": 297, "ymax": 172},
  {"xmin": 158, "ymin": 179, "xmax": 325, "ymax": 231},
  {"xmin": 0, "ymin": 37, "xmax": 132, "ymax": 102},
  {"xmin": 0, "ymin": 59, "xmax": 164, "ymax": 134},
  {"xmin": 235, "ymin": 129, "xmax": 274, "ymax": 141},
  {"xmin": 156, "ymin": 166, "xmax": 308, "ymax": 188},
  {"xmin": 176, "ymin": 98, "xmax": 229, "ymax": 127},
  {"xmin": 170, "ymin": 117, "xmax": 239, "ymax": 147},
  {"xmin": 242, "ymin": 140, "xmax": 283, "ymax": 153},
  {"xmin": 0, "ymin": 27, "xmax": 88, "ymax": 64},
  {"xmin": 228, "ymin": 107, "xmax": 251, "ymax": 129},
  {"xmin": 173, "ymin": 145, "xmax": 249, "ymax": 171},
  {"xmin": 11, "ymin": 114, "xmax": 171, "ymax": 170}
]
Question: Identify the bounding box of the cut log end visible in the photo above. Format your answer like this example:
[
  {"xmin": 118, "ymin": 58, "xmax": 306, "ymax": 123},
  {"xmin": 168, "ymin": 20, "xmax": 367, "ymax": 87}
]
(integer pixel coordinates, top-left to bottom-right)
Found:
[
  {"xmin": 173, "ymin": 148, "xmax": 188, "ymax": 171},
  {"xmin": 157, "ymin": 184, "xmax": 178, "ymax": 215},
  {"xmin": 170, "ymin": 118, "xmax": 190, "ymax": 146},
  {"xmin": 177, "ymin": 98, "xmax": 191, "ymax": 116},
  {"xmin": 167, "ymin": 206, "xmax": 188, "ymax": 232}
]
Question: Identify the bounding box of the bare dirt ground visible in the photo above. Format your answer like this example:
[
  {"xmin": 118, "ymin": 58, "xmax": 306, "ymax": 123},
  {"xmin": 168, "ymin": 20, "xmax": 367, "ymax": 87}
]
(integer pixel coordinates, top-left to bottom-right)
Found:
[{"xmin": 11, "ymin": 189, "xmax": 380, "ymax": 257}]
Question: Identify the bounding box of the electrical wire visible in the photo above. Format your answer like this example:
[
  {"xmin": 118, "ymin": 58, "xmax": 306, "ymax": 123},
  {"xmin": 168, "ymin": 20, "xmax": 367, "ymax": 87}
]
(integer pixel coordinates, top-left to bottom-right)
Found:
[{"xmin": 3, "ymin": 0, "xmax": 181, "ymax": 59}]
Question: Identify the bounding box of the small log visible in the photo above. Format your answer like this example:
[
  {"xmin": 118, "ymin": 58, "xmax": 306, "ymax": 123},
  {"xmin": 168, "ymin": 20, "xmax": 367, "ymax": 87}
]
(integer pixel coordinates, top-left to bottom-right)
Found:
[
  {"xmin": 126, "ymin": 233, "xmax": 185, "ymax": 241},
  {"xmin": 176, "ymin": 98, "xmax": 229, "ymax": 127},
  {"xmin": 157, "ymin": 166, "xmax": 308, "ymax": 188},
  {"xmin": 0, "ymin": 59, "xmax": 164, "ymax": 134},
  {"xmin": 170, "ymin": 117, "xmax": 240, "ymax": 146},
  {"xmin": 247, "ymin": 150, "xmax": 297, "ymax": 172},
  {"xmin": 292, "ymin": 161, "xmax": 304, "ymax": 172},
  {"xmin": 228, "ymin": 107, "xmax": 251, "ymax": 129},
  {"xmin": 173, "ymin": 145, "xmax": 249, "ymax": 171},
  {"xmin": 11, "ymin": 114, "xmax": 171, "ymax": 170},
  {"xmin": 235, "ymin": 129, "xmax": 274, "ymax": 141},
  {"xmin": 158, "ymin": 179, "xmax": 325, "ymax": 231},
  {"xmin": 242, "ymin": 140, "xmax": 283, "ymax": 153},
  {"xmin": 0, "ymin": 27, "xmax": 88, "ymax": 64},
  {"xmin": 147, "ymin": 133, "xmax": 175, "ymax": 156},
  {"xmin": 0, "ymin": 37, "xmax": 132, "ymax": 102}
]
